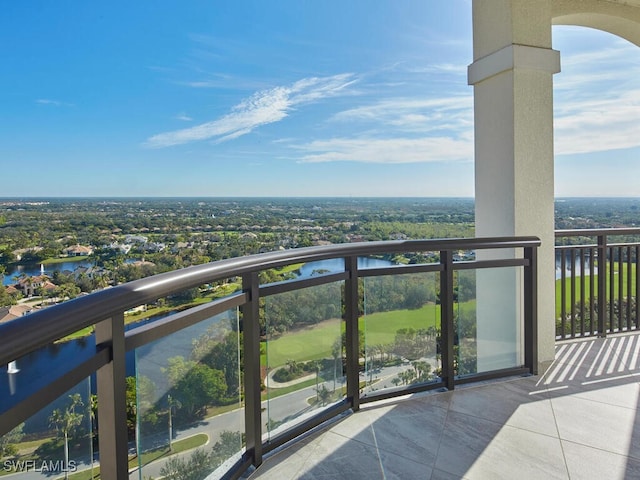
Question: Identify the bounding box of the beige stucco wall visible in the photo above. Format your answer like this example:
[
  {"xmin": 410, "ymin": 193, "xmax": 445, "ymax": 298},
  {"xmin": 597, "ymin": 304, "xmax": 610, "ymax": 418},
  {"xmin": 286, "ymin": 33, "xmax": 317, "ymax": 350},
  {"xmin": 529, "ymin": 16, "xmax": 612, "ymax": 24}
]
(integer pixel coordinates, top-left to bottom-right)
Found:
[
  {"xmin": 553, "ymin": 0, "xmax": 640, "ymax": 47},
  {"xmin": 470, "ymin": 0, "xmax": 640, "ymax": 374}
]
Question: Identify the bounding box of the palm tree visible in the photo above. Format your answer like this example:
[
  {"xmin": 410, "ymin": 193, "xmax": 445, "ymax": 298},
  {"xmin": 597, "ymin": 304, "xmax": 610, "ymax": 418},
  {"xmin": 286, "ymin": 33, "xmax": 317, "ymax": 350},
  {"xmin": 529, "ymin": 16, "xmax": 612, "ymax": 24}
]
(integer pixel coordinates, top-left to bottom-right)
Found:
[
  {"xmin": 166, "ymin": 394, "xmax": 182, "ymax": 452},
  {"xmin": 49, "ymin": 394, "xmax": 84, "ymax": 480}
]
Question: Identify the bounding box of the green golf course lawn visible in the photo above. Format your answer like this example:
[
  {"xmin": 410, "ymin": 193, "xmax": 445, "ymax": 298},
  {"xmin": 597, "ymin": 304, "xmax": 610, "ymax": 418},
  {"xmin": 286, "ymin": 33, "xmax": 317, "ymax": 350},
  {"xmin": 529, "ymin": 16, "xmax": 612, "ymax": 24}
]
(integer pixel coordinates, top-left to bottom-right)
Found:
[
  {"xmin": 555, "ymin": 263, "xmax": 637, "ymax": 318},
  {"xmin": 261, "ymin": 301, "xmax": 477, "ymax": 368}
]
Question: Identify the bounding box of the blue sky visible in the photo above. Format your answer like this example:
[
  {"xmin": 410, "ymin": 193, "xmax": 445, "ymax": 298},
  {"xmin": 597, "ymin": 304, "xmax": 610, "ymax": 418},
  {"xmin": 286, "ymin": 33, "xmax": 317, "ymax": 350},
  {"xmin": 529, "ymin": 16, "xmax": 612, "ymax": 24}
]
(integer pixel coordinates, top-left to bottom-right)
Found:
[{"xmin": 2, "ymin": 1, "xmax": 638, "ymax": 197}]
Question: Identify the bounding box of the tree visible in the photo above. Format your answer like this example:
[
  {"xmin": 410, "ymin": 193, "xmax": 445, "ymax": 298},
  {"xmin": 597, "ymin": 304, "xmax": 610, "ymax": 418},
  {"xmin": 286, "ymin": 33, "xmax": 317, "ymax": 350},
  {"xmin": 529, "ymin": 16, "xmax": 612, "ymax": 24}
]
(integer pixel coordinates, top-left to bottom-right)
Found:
[
  {"xmin": 173, "ymin": 364, "xmax": 227, "ymax": 418},
  {"xmin": 125, "ymin": 377, "xmax": 139, "ymax": 438},
  {"xmin": 36, "ymin": 285, "xmax": 49, "ymax": 306},
  {"xmin": 49, "ymin": 394, "xmax": 84, "ymax": 480},
  {"xmin": 0, "ymin": 286, "xmax": 17, "ymax": 307},
  {"xmin": 0, "ymin": 423, "xmax": 24, "ymax": 458},
  {"xmin": 162, "ymin": 356, "xmax": 196, "ymax": 387},
  {"xmin": 56, "ymin": 283, "xmax": 81, "ymax": 301},
  {"xmin": 210, "ymin": 431, "xmax": 243, "ymax": 468},
  {"xmin": 331, "ymin": 336, "xmax": 342, "ymax": 391},
  {"xmin": 168, "ymin": 287, "xmax": 200, "ymax": 306},
  {"xmin": 411, "ymin": 360, "xmax": 432, "ymax": 382},
  {"xmin": 315, "ymin": 385, "xmax": 332, "ymax": 406},
  {"xmin": 200, "ymin": 331, "xmax": 242, "ymax": 397},
  {"xmin": 159, "ymin": 447, "xmax": 212, "ymax": 480},
  {"xmin": 166, "ymin": 394, "xmax": 182, "ymax": 451}
]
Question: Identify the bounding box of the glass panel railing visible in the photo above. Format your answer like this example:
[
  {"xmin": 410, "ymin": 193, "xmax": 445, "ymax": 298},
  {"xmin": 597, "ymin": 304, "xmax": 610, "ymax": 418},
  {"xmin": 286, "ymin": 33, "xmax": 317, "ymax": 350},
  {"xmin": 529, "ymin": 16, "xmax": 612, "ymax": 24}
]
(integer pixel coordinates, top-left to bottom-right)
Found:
[
  {"xmin": 470, "ymin": 266, "xmax": 523, "ymax": 374},
  {"xmin": 454, "ymin": 269, "xmax": 477, "ymax": 377},
  {"xmin": 0, "ymin": 379, "xmax": 93, "ymax": 478},
  {"xmin": 361, "ymin": 272, "xmax": 440, "ymax": 396},
  {"xmin": 0, "ymin": 330, "xmax": 97, "ymax": 416},
  {"xmin": 262, "ymin": 282, "xmax": 345, "ymax": 441},
  {"xmin": 134, "ymin": 308, "xmax": 243, "ymax": 479}
]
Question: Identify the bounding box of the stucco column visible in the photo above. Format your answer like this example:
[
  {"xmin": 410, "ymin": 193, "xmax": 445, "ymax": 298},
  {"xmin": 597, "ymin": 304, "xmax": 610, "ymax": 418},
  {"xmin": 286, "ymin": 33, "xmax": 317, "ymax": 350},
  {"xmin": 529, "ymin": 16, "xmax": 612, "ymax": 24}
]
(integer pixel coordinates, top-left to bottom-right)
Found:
[{"xmin": 469, "ymin": 0, "xmax": 560, "ymax": 374}]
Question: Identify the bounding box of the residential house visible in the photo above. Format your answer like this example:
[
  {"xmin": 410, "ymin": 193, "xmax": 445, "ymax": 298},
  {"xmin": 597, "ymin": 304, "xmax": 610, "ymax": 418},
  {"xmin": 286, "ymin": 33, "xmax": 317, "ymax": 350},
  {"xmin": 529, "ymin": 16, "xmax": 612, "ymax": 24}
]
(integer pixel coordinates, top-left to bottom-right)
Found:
[
  {"xmin": 63, "ymin": 244, "xmax": 94, "ymax": 257},
  {"xmin": 0, "ymin": 304, "xmax": 33, "ymax": 323},
  {"xmin": 15, "ymin": 275, "xmax": 56, "ymax": 297}
]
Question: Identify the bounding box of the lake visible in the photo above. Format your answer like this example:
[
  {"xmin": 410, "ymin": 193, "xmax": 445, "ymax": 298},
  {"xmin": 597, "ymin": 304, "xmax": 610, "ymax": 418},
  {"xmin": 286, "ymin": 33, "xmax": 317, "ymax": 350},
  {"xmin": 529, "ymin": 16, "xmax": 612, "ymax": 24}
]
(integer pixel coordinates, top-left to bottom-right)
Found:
[
  {"xmin": 1, "ymin": 256, "xmax": 396, "ymax": 416},
  {"xmin": 2, "ymin": 260, "xmax": 94, "ymax": 285},
  {"xmin": 296, "ymin": 257, "xmax": 395, "ymax": 277}
]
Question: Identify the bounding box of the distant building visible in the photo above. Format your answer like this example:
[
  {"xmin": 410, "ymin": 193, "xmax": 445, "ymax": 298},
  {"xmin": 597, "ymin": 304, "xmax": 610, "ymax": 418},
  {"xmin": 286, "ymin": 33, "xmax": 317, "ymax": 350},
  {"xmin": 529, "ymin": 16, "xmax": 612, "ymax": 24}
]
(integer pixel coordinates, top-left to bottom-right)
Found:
[
  {"xmin": 15, "ymin": 275, "xmax": 56, "ymax": 297},
  {"xmin": 130, "ymin": 260, "xmax": 155, "ymax": 267},
  {"xmin": 11, "ymin": 247, "xmax": 43, "ymax": 261},
  {"xmin": 142, "ymin": 242, "xmax": 166, "ymax": 253},
  {"xmin": 63, "ymin": 244, "xmax": 94, "ymax": 256},
  {"xmin": 125, "ymin": 235, "xmax": 148, "ymax": 244},
  {"xmin": 0, "ymin": 304, "xmax": 33, "ymax": 323},
  {"xmin": 106, "ymin": 242, "xmax": 132, "ymax": 254},
  {"xmin": 4, "ymin": 285, "xmax": 19, "ymax": 297}
]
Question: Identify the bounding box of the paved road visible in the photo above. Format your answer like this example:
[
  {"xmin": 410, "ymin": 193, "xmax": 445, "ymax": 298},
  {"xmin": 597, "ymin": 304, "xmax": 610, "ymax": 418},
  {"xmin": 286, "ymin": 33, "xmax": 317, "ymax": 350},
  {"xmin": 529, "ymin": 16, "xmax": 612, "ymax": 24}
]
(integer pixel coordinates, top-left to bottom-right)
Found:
[
  {"xmin": 132, "ymin": 381, "xmax": 326, "ymax": 479},
  {"xmin": 133, "ymin": 358, "xmax": 439, "ymax": 479},
  {"xmin": 4, "ymin": 361, "xmax": 434, "ymax": 479}
]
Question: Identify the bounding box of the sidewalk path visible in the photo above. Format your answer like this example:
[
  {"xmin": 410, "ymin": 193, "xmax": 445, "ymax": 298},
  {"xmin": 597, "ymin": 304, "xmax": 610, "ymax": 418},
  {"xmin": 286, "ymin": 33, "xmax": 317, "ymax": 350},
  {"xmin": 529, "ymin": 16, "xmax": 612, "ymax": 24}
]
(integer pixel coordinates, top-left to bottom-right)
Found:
[{"xmin": 265, "ymin": 367, "xmax": 316, "ymax": 388}]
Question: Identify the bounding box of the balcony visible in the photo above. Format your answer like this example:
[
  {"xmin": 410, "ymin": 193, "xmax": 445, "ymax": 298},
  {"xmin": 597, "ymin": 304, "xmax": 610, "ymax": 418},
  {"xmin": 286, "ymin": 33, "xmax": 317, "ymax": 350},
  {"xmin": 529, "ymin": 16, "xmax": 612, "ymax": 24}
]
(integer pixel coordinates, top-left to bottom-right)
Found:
[
  {"xmin": 556, "ymin": 229, "xmax": 640, "ymax": 340},
  {"xmin": 2, "ymin": 230, "xmax": 640, "ymax": 479},
  {"xmin": 0, "ymin": 236, "xmax": 539, "ymax": 479},
  {"xmin": 249, "ymin": 333, "xmax": 640, "ymax": 479}
]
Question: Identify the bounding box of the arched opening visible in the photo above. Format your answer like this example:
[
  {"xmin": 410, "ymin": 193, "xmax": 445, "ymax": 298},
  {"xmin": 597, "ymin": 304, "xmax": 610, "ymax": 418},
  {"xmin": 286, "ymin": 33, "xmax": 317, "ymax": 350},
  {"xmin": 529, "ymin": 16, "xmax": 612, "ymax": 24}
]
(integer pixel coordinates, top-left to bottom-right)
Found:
[{"xmin": 552, "ymin": 26, "xmax": 640, "ymax": 200}]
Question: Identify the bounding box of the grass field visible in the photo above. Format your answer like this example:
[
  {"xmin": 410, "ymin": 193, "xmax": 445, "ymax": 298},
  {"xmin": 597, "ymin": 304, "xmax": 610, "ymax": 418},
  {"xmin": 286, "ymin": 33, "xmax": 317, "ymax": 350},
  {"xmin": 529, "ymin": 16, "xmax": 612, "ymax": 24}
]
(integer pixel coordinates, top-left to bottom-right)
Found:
[
  {"xmin": 41, "ymin": 256, "xmax": 90, "ymax": 265},
  {"xmin": 555, "ymin": 263, "xmax": 637, "ymax": 318},
  {"xmin": 1, "ymin": 434, "xmax": 208, "ymax": 479},
  {"xmin": 260, "ymin": 301, "xmax": 475, "ymax": 368},
  {"xmin": 263, "ymin": 319, "xmax": 343, "ymax": 368},
  {"xmin": 61, "ymin": 433, "xmax": 209, "ymax": 480}
]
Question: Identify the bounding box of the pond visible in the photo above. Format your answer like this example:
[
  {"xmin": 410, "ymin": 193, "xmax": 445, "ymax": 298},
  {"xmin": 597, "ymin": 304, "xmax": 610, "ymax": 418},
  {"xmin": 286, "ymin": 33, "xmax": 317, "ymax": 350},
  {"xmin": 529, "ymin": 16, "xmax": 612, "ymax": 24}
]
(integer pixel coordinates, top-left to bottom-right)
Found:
[
  {"xmin": 0, "ymin": 256, "xmax": 396, "ymax": 415},
  {"xmin": 2, "ymin": 260, "xmax": 94, "ymax": 285}
]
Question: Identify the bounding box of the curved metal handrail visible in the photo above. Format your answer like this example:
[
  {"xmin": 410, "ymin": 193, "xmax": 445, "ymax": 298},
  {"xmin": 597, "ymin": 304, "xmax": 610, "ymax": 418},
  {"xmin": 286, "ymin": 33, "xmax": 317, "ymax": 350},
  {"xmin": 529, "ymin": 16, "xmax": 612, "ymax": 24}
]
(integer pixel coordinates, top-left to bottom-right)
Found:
[
  {"xmin": 555, "ymin": 227, "xmax": 640, "ymax": 237},
  {"xmin": 0, "ymin": 236, "xmax": 540, "ymax": 367},
  {"xmin": 0, "ymin": 235, "xmax": 541, "ymax": 479},
  {"xmin": 555, "ymin": 228, "xmax": 640, "ymax": 340}
]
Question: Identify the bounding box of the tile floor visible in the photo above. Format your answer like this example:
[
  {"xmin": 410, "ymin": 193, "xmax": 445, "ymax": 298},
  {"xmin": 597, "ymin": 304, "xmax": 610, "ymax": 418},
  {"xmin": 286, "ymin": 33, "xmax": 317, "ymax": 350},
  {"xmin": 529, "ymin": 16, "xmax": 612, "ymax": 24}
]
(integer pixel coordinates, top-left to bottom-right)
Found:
[{"xmin": 247, "ymin": 333, "xmax": 640, "ymax": 479}]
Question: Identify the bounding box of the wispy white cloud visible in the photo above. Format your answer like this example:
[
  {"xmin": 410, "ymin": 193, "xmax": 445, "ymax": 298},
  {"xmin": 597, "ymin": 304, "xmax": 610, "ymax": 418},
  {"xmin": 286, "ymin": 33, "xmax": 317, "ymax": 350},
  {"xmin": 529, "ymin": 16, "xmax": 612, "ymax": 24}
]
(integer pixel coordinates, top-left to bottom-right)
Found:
[
  {"xmin": 554, "ymin": 37, "xmax": 640, "ymax": 155},
  {"xmin": 332, "ymin": 96, "xmax": 473, "ymax": 133},
  {"xmin": 295, "ymin": 136, "xmax": 473, "ymax": 164},
  {"xmin": 555, "ymin": 89, "xmax": 640, "ymax": 155},
  {"xmin": 406, "ymin": 63, "xmax": 467, "ymax": 75},
  {"xmin": 175, "ymin": 113, "xmax": 193, "ymax": 121},
  {"xmin": 145, "ymin": 73, "xmax": 356, "ymax": 148},
  {"xmin": 292, "ymin": 89, "xmax": 474, "ymax": 164},
  {"xmin": 35, "ymin": 99, "xmax": 73, "ymax": 107}
]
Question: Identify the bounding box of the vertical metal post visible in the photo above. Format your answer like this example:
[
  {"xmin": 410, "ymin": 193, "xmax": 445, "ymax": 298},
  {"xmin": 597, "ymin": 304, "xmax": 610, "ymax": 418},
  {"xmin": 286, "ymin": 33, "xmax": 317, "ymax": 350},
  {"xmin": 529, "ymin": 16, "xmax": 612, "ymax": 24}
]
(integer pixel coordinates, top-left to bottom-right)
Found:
[
  {"xmin": 570, "ymin": 249, "xmax": 576, "ymax": 337},
  {"xmin": 609, "ymin": 246, "xmax": 615, "ymax": 332},
  {"xmin": 242, "ymin": 273, "xmax": 262, "ymax": 467},
  {"xmin": 636, "ymin": 245, "xmax": 640, "ymax": 331},
  {"xmin": 618, "ymin": 247, "xmax": 624, "ymax": 331},
  {"xmin": 439, "ymin": 250, "xmax": 455, "ymax": 390},
  {"xmin": 579, "ymin": 249, "xmax": 585, "ymax": 337},
  {"xmin": 627, "ymin": 246, "xmax": 632, "ymax": 330},
  {"xmin": 344, "ymin": 256, "xmax": 360, "ymax": 411},
  {"xmin": 589, "ymin": 247, "xmax": 595, "ymax": 335},
  {"xmin": 597, "ymin": 235, "xmax": 607, "ymax": 336},
  {"xmin": 524, "ymin": 246, "xmax": 538, "ymax": 375},
  {"xmin": 560, "ymin": 248, "xmax": 567, "ymax": 338},
  {"xmin": 95, "ymin": 313, "xmax": 128, "ymax": 480}
]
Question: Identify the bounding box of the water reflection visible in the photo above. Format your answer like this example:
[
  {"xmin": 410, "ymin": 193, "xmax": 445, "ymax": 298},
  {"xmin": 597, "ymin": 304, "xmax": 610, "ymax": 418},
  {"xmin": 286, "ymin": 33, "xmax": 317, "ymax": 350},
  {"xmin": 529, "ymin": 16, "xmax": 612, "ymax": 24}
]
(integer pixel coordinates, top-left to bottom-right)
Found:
[
  {"xmin": 2, "ymin": 260, "xmax": 94, "ymax": 285},
  {"xmin": 555, "ymin": 251, "xmax": 598, "ymax": 279}
]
